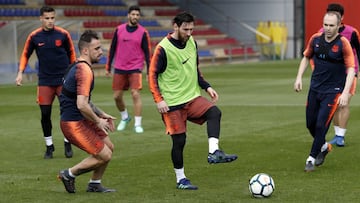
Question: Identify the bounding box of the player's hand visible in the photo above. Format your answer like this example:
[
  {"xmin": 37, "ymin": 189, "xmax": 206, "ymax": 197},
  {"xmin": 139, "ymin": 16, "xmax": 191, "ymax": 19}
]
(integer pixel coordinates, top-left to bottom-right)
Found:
[
  {"xmin": 105, "ymin": 70, "xmax": 113, "ymax": 77},
  {"xmin": 15, "ymin": 74, "xmax": 23, "ymax": 86},
  {"xmin": 338, "ymin": 93, "xmax": 350, "ymax": 107},
  {"xmin": 99, "ymin": 113, "xmax": 116, "ymax": 132},
  {"xmin": 100, "ymin": 112, "xmax": 116, "ymax": 120},
  {"xmin": 294, "ymin": 79, "xmax": 302, "ymax": 92},
  {"xmin": 106, "ymin": 118, "xmax": 115, "ymax": 132},
  {"xmin": 157, "ymin": 100, "xmax": 169, "ymax": 114},
  {"xmin": 206, "ymin": 87, "xmax": 218, "ymax": 103},
  {"xmin": 96, "ymin": 118, "xmax": 113, "ymax": 134}
]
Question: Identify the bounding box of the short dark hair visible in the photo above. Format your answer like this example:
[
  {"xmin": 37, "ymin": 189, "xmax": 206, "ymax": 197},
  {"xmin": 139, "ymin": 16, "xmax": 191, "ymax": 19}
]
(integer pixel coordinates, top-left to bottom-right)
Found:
[
  {"xmin": 40, "ymin": 6, "xmax": 55, "ymax": 15},
  {"xmin": 327, "ymin": 3, "xmax": 344, "ymax": 16},
  {"xmin": 172, "ymin": 11, "xmax": 195, "ymax": 27},
  {"xmin": 128, "ymin": 5, "xmax": 140, "ymax": 14},
  {"xmin": 78, "ymin": 30, "xmax": 99, "ymax": 51}
]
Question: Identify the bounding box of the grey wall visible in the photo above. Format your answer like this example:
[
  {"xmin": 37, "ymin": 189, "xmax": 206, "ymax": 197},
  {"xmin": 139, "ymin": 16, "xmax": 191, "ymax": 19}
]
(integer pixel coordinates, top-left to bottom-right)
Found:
[{"xmin": 170, "ymin": 0, "xmax": 303, "ymax": 59}]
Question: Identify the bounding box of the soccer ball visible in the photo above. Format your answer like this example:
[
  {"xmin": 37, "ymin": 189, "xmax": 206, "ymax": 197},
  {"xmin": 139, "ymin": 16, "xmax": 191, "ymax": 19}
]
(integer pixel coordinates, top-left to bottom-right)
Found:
[{"xmin": 249, "ymin": 173, "xmax": 275, "ymax": 198}]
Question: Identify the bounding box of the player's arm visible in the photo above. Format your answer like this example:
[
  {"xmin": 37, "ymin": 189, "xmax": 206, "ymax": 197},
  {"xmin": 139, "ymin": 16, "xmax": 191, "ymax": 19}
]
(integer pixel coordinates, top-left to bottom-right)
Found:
[
  {"xmin": 16, "ymin": 33, "xmax": 35, "ymax": 86},
  {"xmin": 294, "ymin": 34, "xmax": 316, "ymax": 92},
  {"xmin": 105, "ymin": 29, "xmax": 118, "ymax": 74},
  {"xmin": 148, "ymin": 45, "xmax": 169, "ymax": 113},
  {"xmin": 141, "ymin": 30, "xmax": 151, "ymax": 75},
  {"xmin": 78, "ymin": 96, "xmax": 101, "ymax": 123},
  {"xmin": 338, "ymin": 37, "xmax": 355, "ymax": 106},
  {"xmin": 294, "ymin": 57, "xmax": 310, "ymax": 92},
  {"xmin": 148, "ymin": 45, "xmax": 166, "ymax": 103},
  {"xmin": 64, "ymin": 31, "xmax": 77, "ymax": 63},
  {"xmin": 77, "ymin": 95, "xmax": 112, "ymax": 133},
  {"xmin": 195, "ymin": 40, "xmax": 211, "ymax": 90},
  {"xmin": 76, "ymin": 64, "xmax": 113, "ymax": 133},
  {"xmin": 89, "ymin": 102, "xmax": 105, "ymax": 117},
  {"xmin": 350, "ymin": 29, "xmax": 360, "ymax": 73},
  {"xmin": 194, "ymin": 41, "xmax": 217, "ymax": 102}
]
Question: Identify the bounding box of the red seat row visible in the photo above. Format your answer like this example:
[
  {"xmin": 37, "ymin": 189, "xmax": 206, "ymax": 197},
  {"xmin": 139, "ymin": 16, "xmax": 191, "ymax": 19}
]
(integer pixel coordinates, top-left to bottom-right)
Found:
[
  {"xmin": 45, "ymin": 0, "xmax": 86, "ymax": 5},
  {"xmin": 138, "ymin": 0, "xmax": 173, "ymax": 6},
  {"xmin": 224, "ymin": 47, "xmax": 256, "ymax": 55},
  {"xmin": 207, "ymin": 38, "xmax": 238, "ymax": 46},
  {"xmin": 154, "ymin": 9, "xmax": 181, "ymax": 16},
  {"xmin": 192, "ymin": 28, "xmax": 222, "ymax": 35},
  {"xmin": 84, "ymin": 21, "xmax": 120, "ymax": 28},
  {"xmin": 64, "ymin": 9, "xmax": 105, "ymax": 16}
]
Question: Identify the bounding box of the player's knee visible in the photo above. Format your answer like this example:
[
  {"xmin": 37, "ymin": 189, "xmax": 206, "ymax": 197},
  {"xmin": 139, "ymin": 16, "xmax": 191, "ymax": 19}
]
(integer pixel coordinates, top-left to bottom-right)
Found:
[
  {"xmin": 172, "ymin": 133, "xmax": 186, "ymax": 149},
  {"xmin": 205, "ymin": 106, "xmax": 222, "ymax": 119},
  {"xmin": 113, "ymin": 94, "xmax": 121, "ymax": 101},
  {"xmin": 131, "ymin": 89, "xmax": 140, "ymax": 98},
  {"xmin": 107, "ymin": 142, "xmax": 114, "ymax": 152},
  {"xmin": 113, "ymin": 91, "xmax": 123, "ymax": 101},
  {"xmin": 102, "ymin": 151, "xmax": 112, "ymax": 163}
]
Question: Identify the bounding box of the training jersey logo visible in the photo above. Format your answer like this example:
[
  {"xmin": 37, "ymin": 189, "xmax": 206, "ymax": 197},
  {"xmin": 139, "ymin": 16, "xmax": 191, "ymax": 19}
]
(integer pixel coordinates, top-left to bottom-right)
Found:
[
  {"xmin": 38, "ymin": 42, "xmax": 45, "ymax": 47},
  {"xmin": 55, "ymin": 40, "xmax": 62, "ymax": 47},
  {"xmin": 182, "ymin": 58, "xmax": 190, "ymax": 64},
  {"xmin": 332, "ymin": 45, "xmax": 339, "ymax": 53}
]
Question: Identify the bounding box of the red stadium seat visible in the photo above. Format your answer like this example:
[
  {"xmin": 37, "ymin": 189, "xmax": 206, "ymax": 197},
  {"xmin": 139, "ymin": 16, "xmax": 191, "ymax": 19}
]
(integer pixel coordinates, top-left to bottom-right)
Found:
[
  {"xmin": 192, "ymin": 28, "xmax": 221, "ymax": 36},
  {"xmin": 155, "ymin": 9, "xmax": 181, "ymax": 16},
  {"xmin": 138, "ymin": 0, "xmax": 173, "ymax": 6},
  {"xmin": 207, "ymin": 38, "xmax": 238, "ymax": 46}
]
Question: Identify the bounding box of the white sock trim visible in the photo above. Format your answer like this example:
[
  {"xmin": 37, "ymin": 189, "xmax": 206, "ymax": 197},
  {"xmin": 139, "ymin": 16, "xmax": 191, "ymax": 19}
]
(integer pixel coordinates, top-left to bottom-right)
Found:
[
  {"xmin": 208, "ymin": 137, "xmax": 219, "ymax": 154},
  {"xmin": 120, "ymin": 109, "xmax": 129, "ymax": 120},
  {"xmin": 44, "ymin": 136, "xmax": 53, "ymax": 146},
  {"xmin": 336, "ymin": 128, "xmax": 346, "ymax": 137},
  {"xmin": 134, "ymin": 116, "xmax": 142, "ymax": 127},
  {"xmin": 306, "ymin": 156, "xmax": 315, "ymax": 164},
  {"xmin": 89, "ymin": 179, "xmax": 101, "ymax": 184},
  {"xmin": 174, "ymin": 168, "xmax": 186, "ymax": 183}
]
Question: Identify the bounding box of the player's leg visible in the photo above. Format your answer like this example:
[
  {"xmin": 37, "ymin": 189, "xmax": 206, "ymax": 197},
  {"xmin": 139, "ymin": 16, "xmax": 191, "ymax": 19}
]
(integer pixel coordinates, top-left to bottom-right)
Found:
[
  {"xmin": 305, "ymin": 90, "xmax": 319, "ymax": 138},
  {"xmin": 89, "ymin": 136, "xmax": 114, "ymax": 181},
  {"xmin": 171, "ymin": 133, "xmax": 197, "ymax": 190},
  {"xmin": 331, "ymin": 103, "xmax": 350, "ymax": 146},
  {"xmin": 37, "ymin": 86, "xmax": 56, "ymax": 159},
  {"xmin": 311, "ymin": 93, "xmax": 339, "ymax": 168},
  {"xmin": 304, "ymin": 90, "xmax": 321, "ymax": 171},
  {"xmin": 130, "ymin": 73, "xmax": 143, "ymax": 133},
  {"xmin": 55, "ymin": 85, "xmax": 73, "ymax": 158},
  {"xmin": 330, "ymin": 79, "xmax": 356, "ymax": 146},
  {"xmin": 39, "ymin": 104, "xmax": 53, "ymax": 158},
  {"xmin": 163, "ymin": 111, "xmax": 197, "ymax": 190},
  {"xmin": 113, "ymin": 73, "xmax": 131, "ymax": 131},
  {"xmin": 58, "ymin": 120, "xmax": 115, "ymax": 193},
  {"xmin": 330, "ymin": 96, "xmax": 352, "ymax": 146},
  {"xmin": 187, "ymin": 97, "xmax": 237, "ymax": 164}
]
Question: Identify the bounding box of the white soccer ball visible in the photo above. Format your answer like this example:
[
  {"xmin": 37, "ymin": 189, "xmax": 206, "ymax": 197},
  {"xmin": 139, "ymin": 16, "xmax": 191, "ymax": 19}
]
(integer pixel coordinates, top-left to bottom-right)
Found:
[{"xmin": 249, "ymin": 173, "xmax": 275, "ymax": 198}]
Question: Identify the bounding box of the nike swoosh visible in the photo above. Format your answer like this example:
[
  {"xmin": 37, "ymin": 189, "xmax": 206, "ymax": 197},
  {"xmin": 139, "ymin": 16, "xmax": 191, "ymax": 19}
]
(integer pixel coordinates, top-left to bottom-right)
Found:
[
  {"xmin": 38, "ymin": 43, "xmax": 45, "ymax": 46},
  {"xmin": 182, "ymin": 58, "xmax": 190, "ymax": 64}
]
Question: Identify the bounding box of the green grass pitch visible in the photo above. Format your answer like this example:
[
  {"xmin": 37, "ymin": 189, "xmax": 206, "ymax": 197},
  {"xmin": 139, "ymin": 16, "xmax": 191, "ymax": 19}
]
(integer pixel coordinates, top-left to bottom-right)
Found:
[{"xmin": 1, "ymin": 59, "xmax": 360, "ymax": 202}]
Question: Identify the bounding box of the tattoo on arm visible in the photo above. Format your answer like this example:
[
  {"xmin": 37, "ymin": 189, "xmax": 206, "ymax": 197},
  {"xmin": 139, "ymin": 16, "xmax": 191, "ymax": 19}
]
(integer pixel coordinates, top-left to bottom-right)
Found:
[{"xmin": 89, "ymin": 102, "xmax": 103, "ymax": 117}]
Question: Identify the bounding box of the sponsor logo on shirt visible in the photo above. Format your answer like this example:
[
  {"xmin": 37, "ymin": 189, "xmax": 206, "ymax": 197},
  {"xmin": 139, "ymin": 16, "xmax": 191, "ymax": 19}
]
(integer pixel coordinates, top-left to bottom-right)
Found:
[
  {"xmin": 55, "ymin": 40, "xmax": 62, "ymax": 47},
  {"xmin": 182, "ymin": 58, "xmax": 190, "ymax": 64},
  {"xmin": 332, "ymin": 45, "xmax": 339, "ymax": 53}
]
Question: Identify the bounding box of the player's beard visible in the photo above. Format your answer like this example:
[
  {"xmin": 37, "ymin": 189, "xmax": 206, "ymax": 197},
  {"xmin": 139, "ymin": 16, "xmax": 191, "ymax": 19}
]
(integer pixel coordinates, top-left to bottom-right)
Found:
[
  {"xmin": 91, "ymin": 55, "xmax": 101, "ymax": 64},
  {"xmin": 179, "ymin": 33, "xmax": 189, "ymax": 44},
  {"xmin": 129, "ymin": 18, "xmax": 138, "ymax": 26}
]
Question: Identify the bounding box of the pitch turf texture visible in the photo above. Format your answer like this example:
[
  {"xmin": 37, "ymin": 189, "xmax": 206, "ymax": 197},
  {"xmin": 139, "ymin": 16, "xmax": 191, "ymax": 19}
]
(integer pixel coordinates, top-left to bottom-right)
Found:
[{"xmin": 1, "ymin": 60, "xmax": 360, "ymax": 202}]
